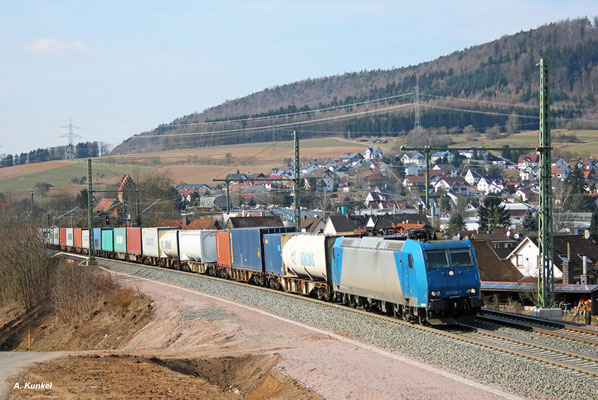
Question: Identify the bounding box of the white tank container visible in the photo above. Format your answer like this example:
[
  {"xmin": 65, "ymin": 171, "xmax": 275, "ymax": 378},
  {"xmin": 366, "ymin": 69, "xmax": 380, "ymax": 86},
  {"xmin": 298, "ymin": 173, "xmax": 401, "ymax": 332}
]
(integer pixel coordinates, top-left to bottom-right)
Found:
[
  {"xmin": 178, "ymin": 230, "xmax": 218, "ymax": 262},
  {"xmin": 159, "ymin": 229, "xmax": 179, "ymax": 258},
  {"xmin": 142, "ymin": 227, "xmax": 159, "ymax": 257},
  {"xmin": 282, "ymin": 234, "xmax": 328, "ymax": 280},
  {"xmin": 82, "ymin": 229, "xmax": 90, "ymax": 249},
  {"xmin": 66, "ymin": 228, "xmax": 74, "ymax": 247}
]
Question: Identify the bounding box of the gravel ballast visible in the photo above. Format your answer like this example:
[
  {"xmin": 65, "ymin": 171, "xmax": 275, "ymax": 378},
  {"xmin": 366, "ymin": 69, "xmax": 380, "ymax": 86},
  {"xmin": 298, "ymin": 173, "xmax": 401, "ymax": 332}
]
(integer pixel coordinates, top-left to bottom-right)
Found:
[{"xmin": 97, "ymin": 260, "xmax": 598, "ymax": 400}]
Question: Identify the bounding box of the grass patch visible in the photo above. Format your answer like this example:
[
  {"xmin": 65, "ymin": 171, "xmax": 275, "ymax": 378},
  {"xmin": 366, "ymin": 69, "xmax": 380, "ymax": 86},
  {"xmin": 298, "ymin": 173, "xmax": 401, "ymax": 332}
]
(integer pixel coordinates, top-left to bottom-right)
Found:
[{"xmin": 0, "ymin": 160, "xmax": 150, "ymax": 192}]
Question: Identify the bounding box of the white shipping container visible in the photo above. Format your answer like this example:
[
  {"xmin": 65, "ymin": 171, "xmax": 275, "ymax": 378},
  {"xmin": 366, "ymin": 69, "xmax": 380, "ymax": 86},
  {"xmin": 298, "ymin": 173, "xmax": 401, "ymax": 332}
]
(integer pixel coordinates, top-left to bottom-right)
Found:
[
  {"xmin": 281, "ymin": 234, "xmax": 328, "ymax": 280},
  {"xmin": 53, "ymin": 227, "xmax": 60, "ymax": 245},
  {"xmin": 159, "ymin": 230, "xmax": 179, "ymax": 258},
  {"xmin": 141, "ymin": 228, "xmax": 159, "ymax": 257},
  {"xmin": 82, "ymin": 229, "xmax": 90, "ymax": 249},
  {"xmin": 66, "ymin": 228, "xmax": 74, "ymax": 247},
  {"xmin": 178, "ymin": 230, "xmax": 218, "ymax": 262}
]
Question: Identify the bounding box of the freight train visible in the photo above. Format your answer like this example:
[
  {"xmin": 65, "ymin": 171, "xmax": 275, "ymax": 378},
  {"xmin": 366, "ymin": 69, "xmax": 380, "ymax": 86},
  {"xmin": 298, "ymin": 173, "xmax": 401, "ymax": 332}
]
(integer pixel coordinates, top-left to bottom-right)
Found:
[{"xmin": 43, "ymin": 226, "xmax": 483, "ymax": 324}]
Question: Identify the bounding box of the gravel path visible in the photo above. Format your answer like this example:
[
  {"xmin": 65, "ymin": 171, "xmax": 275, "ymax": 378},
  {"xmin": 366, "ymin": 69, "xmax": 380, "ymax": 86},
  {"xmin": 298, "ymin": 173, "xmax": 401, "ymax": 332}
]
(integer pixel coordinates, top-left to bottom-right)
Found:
[{"xmin": 98, "ymin": 260, "xmax": 598, "ymax": 400}]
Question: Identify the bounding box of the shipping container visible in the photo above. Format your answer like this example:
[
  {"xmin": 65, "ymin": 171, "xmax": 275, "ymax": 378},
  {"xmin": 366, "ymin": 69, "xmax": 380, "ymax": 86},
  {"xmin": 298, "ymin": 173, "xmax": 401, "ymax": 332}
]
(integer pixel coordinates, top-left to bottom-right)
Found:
[
  {"xmin": 159, "ymin": 230, "xmax": 179, "ymax": 258},
  {"xmin": 141, "ymin": 228, "xmax": 176, "ymax": 258},
  {"xmin": 93, "ymin": 228, "xmax": 102, "ymax": 250},
  {"xmin": 264, "ymin": 232, "xmax": 299, "ymax": 275},
  {"xmin": 82, "ymin": 229, "xmax": 90, "ymax": 249},
  {"xmin": 114, "ymin": 228, "xmax": 127, "ymax": 253},
  {"xmin": 53, "ymin": 227, "xmax": 60, "ymax": 245},
  {"xmin": 141, "ymin": 228, "xmax": 159, "ymax": 257},
  {"xmin": 66, "ymin": 228, "xmax": 74, "ymax": 247},
  {"xmin": 126, "ymin": 227, "xmax": 142, "ymax": 255},
  {"xmin": 231, "ymin": 227, "xmax": 295, "ymax": 272},
  {"xmin": 101, "ymin": 228, "xmax": 114, "ymax": 252},
  {"xmin": 178, "ymin": 230, "xmax": 218, "ymax": 262},
  {"xmin": 59, "ymin": 228, "xmax": 66, "ymax": 245},
  {"xmin": 216, "ymin": 231, "xmax": 232, "ymax": 267},
  {"xmin": 73, "ymin": 228, "xmax": 82, "ymax": 248}
]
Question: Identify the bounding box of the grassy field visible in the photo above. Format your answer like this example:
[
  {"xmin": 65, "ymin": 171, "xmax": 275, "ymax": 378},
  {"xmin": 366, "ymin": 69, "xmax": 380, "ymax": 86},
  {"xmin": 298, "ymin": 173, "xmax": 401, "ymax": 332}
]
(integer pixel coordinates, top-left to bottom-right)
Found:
[
  {"xmin": 2, "ymin": 131, "xmax": 597, "ymax": 198},
  {"xmin": 0, "ymin": 160, "xmax": 150, "ymax": 194}
]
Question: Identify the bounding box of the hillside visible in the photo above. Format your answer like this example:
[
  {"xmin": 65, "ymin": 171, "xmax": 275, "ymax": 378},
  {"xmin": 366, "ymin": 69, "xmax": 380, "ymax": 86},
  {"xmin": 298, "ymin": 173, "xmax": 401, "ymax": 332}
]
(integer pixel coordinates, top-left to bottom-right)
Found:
[{"xmin": 114, "ymin": 18, "xmax": 598, "ymax": 154}]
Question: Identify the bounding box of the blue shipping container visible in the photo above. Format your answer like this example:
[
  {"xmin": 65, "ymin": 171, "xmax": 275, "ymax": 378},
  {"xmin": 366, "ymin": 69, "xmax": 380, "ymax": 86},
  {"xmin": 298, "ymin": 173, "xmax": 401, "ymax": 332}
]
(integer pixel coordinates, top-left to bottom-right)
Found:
[
  {"xmin": 92, "ymin": 228, "xmax": 102, "ymax": 250},
  {"xmin": 263, "ymin": 234, "xmax": 283, "ymax": 275},
  {"xmin": 231, "ymin": 227, "xmax": 294, "ymax": 272}
]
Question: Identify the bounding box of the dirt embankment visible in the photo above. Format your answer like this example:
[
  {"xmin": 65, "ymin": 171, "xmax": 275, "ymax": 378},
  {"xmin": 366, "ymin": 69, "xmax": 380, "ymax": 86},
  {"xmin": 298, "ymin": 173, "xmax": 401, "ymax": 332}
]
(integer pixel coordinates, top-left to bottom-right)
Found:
[
  {"xmin": 0, "ymin": 272, "xmax": 154, "ymax": 352},
  {"xmin": 3, "ymin": 264, "xmax": 320, "ymax": 400},
  {"xmin": 10, "ymin": 354, "xmax": 318, "ymax": 400}
]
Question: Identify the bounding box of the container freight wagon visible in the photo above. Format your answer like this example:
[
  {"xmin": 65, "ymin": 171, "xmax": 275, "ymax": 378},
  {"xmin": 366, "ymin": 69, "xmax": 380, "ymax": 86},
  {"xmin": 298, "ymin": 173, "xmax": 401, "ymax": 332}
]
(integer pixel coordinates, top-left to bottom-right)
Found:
[
  {"xmin": 59, "ymin": 228, "xmax": 66, "ymax": 249},
  {"xmin": 280, "ymin": 234, "xmax": 338, "ymax": 298},
  {"xmin": 73, "ymin": 228, "xmax": 82, "ymax": 249},
  {"xmin": 216, "ymin": 232, "xmax": 232, "ymax": 267},
  {"xmin": 126, "ymin": 228, "xmax": 142, "ymax": 260},
  {"xmin": 52, "ymin": 227, "xmax": 60, "ymax": 246},
  {"xmin": 101, "ymin": 228, "xmax": 114, "ymax": 255},
  {"xmin": 229, "ymin": 227, "xmax": 295, "ymax": 284},
  {"xmin": 141, "ymin": 227, "xmax": 177, "ymax": 266},
  {"xmin": 113, "ymin": 228, "xmax": 127, "ymax": 258},
  {"xmin": 66, "ymin": 228, "xmax": 74, "ymax": 248},
  {"xmin": 93, "ymin": 228, "xmax": 102, "ymax": 251},
  {"xmin": 178, "ymin": 230, "xmax": 218, "ymax": 273},
  {"xmin": 81, "ymin": 229, "xmax": 90, "ymax": 251},
  {"xmin": 158, "ymin": 229, "xmax": 181, "ymax": 268},
  {"xmin": 263, "ymin": 232, "xmax": 299, "ymax": 289}
]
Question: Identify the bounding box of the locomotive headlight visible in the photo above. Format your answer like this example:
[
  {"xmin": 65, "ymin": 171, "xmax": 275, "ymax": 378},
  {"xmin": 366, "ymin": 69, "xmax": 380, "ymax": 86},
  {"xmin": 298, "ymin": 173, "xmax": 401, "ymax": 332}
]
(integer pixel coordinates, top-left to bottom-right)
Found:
[
  {"xmin": 466, "ymin": 288, "xmax": 477, "ymax": 294},
  {"xmin": 431, "ymin": 291, "xmax": 441, "ymax": 297}
]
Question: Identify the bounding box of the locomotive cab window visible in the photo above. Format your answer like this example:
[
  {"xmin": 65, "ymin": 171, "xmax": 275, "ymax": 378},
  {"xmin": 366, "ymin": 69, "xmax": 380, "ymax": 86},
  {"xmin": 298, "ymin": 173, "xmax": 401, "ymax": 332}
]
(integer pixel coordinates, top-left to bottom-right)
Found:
[
  {"xmin": 425, "ymin": 250, "xmax": 449, "ymax": 269},
  {"xmin": 449, "ymin": 249, "xmax": 474, "ymax": 268},
  {"xmin": 408, "ymin": 254, "xmax": 413, "ymax": 269}
]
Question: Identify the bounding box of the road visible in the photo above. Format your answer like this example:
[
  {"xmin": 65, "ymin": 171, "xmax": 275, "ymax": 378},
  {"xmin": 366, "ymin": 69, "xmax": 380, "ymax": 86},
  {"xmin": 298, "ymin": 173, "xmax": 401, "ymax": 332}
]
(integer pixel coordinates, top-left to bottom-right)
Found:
[{"xmin": 0, "ymin": 352, "xmax": 65, "ymax": 400}]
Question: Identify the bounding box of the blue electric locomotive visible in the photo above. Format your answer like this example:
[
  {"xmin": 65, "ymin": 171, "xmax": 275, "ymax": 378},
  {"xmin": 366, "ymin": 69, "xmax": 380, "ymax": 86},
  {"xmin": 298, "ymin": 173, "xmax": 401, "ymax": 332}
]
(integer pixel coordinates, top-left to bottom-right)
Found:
[{"xmin": 331, "ymin": 236, "xmax": 483, "ymax": 323}]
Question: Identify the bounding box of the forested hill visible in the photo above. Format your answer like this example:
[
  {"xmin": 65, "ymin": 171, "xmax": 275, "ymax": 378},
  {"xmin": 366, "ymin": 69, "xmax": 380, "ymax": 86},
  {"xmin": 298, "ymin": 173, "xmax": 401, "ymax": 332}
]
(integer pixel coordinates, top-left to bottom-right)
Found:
[{"xmin": 114, "ymin": 18, "xmax": 598, "ymax": 154}]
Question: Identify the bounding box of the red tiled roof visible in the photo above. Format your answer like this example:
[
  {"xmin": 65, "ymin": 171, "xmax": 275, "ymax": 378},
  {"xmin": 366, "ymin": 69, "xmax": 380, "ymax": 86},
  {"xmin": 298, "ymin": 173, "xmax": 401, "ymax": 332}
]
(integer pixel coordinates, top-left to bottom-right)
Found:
[
  {"xmin": 94, "ymin": 198, "xmax": 116, "ymax": 212},
  {"xmin": 184, "ymin": 219, "xmax": 219, "ymax": 230}
]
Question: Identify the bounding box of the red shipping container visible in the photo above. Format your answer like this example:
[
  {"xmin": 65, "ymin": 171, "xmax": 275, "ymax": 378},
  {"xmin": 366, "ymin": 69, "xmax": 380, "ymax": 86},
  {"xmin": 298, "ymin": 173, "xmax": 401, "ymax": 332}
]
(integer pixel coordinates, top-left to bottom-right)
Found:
[
  {"xmin": 59, "ymin": 228, "xmax": 66, "ymax": 246},
  {"xmin": 216, "ymin": 231, "xmax": 232, "ymax": 267},
  {"xmin": 126, "ymin": 227, "xmax": 142, "ymax": 255},
  {"xmin": 73, "ymin": 228, "xmax": 82, "ymax": 248}
]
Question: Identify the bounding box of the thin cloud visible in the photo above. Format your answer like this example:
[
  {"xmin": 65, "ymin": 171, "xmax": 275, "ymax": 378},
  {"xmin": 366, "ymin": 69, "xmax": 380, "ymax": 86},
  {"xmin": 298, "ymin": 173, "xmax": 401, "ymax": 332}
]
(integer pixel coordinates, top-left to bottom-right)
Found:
[{"xmin": 24, "ymin": 38, "xmax": 87, "ymax": 55}]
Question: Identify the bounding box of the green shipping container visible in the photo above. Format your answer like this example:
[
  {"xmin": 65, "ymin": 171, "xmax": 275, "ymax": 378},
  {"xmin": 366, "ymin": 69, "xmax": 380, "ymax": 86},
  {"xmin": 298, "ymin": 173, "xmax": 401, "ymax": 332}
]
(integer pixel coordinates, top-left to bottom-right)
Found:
[
  {"xmin": 101, "ymin": 228, "xmax": 114, "ymax": 252},
  {"xmin": 114, "ymin": 228, "xmax": 127, "ymax": 253}
]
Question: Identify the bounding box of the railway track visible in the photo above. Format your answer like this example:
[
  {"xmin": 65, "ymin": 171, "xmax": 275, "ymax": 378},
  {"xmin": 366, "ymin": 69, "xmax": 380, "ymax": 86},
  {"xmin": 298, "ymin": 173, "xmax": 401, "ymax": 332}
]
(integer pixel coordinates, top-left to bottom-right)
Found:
[
  {"xmin": 477, "ymin": 309, "xmax": 598, "ymax": 346},
  {"xmin": 61, "ymin": 252, "xmax": 598, "ymax": 380}
]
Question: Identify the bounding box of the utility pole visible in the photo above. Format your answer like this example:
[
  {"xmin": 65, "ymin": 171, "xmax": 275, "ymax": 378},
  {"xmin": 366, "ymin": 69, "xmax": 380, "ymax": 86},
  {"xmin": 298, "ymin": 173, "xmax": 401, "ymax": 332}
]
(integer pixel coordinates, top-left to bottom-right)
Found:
[
  {"xmin": 30, "ymin": 189, "xmax": 35, "ymax": 212},
  {"xmin": 87, "ymin": 159, "xmax": 95, "ymax": 264},
  {"xmin": 537, "ymin": 58, "xmax": 555, "ymax": 309},
  {"xmin": 293, "ymin": 130, "xmax": 301, "ymax": 231}
]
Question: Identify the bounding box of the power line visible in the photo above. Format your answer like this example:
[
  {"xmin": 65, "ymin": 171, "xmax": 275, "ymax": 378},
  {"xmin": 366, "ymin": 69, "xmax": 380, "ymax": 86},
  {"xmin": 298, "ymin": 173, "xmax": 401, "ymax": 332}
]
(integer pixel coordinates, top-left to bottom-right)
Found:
[{"xmin": 163, "ymin": 92, "xmax": 414, "ymax": 128}]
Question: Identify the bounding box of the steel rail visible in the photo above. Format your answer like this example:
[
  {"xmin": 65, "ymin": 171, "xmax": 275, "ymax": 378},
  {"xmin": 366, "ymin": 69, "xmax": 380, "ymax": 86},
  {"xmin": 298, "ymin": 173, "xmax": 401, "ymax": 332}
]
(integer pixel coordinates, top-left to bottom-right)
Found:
[{"xmin": 478, "ymin": 309, "xmax": 598, "ymax": 346}]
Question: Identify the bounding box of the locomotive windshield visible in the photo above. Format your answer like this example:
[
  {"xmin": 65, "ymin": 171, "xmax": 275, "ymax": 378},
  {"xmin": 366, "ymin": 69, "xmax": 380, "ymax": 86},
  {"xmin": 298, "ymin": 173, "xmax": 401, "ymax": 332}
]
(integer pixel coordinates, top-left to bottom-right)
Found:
[
  {"xmin": 425, "ymin": 248, "xmax": 474, "ymax": 269},
  {"xmin": 425, "ymin": 250, "xmax": 450, "ymax": 269},
  {"xmin": 448, "ymin": 249, "xmax": 474, "ymax": 267}
]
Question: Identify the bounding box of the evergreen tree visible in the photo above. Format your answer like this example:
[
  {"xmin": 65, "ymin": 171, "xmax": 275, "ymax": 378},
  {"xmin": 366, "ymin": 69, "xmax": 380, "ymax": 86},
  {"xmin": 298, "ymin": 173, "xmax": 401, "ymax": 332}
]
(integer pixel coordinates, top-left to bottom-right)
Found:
[
  {"xmin": 447, "ymin": 213, "xmax": 465, "ymax": 237},
  {"xmin": 521, "ymin": 209, "xmax": 538, "ymax": 233},
  {"xmin": 563, "ymin": 167, "xmax": 593, "ymax": 211},
  {"xmin": 477, "ymin": 196, "xmax": 510, "ymax": 231}
]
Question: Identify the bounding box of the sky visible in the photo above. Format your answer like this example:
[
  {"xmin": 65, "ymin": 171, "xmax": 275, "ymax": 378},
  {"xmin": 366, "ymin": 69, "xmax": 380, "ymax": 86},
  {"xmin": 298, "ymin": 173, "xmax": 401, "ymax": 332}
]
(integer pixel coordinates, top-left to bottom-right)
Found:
[{"xmin": 2, "ymin": 1, "xmax": 598, "ymax": 155}]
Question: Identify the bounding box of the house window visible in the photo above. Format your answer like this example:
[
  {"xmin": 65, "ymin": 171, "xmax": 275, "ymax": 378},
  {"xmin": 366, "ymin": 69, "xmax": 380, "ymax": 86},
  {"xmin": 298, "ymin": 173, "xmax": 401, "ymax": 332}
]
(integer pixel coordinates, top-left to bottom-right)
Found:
[{"xmin": 516, "ymin": 255, "xmax": 523, "ymax": 267}]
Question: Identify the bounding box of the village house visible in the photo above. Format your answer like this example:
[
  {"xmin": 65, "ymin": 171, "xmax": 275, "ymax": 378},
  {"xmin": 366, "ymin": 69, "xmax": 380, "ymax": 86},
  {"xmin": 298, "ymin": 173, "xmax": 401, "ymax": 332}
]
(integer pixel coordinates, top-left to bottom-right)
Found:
[{"xmin": 364, "ymin": 146, "xmax": 383, "ymax": 160}]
